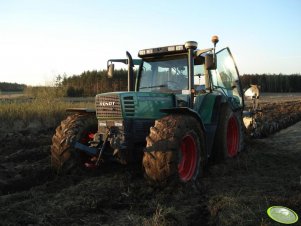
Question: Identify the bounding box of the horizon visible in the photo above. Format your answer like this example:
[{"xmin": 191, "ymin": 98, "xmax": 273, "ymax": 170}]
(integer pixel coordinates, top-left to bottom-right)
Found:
[{"xmin": 1, "ymin": 0, "xmax": 300, "ymax": 86}]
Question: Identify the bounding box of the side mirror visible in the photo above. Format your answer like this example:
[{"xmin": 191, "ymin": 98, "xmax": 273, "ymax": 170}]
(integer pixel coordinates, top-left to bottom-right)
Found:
[
  {"xmin": 205, "ymin": 54, "xmax": 216, "ymax": 70},
  {"xmin": 107, "ymin": 64, "xmax": 114, "ymax": 78}
]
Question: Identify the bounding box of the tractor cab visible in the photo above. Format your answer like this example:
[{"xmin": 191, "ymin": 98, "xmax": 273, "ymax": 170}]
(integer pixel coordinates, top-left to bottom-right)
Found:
[
  {"xmin": 135, "ymin": 40, "xmax": 244, "ymax": 111},
  {"xmin": 107, "ymin": 39, "xmax": 244, "ymax": 111}
]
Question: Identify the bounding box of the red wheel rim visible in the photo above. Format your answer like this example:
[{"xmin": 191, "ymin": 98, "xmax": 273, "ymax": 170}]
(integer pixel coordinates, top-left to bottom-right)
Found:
[
  {"xmin": 81, "ymin": 130, "xmax": 94, "ymax": 144},
  {"xmin": 178, "ymin": 135, "xmax": 197, "ymax": 181},
  {"xmin": 227, "ymin": 115, "xmax": 239, "ymax": 157}
]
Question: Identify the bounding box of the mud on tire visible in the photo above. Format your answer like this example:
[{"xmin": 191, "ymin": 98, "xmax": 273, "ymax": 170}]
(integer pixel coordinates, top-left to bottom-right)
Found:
[
  {"xmin": 51, "ymin": 114, "xmax": 97, "ymax": 174},
  {"xmin": 212, "ymin": 104, "xmax": 244, "ymax": 161},
  {"xmin": 142, "ymin": 114, "xmax": 206, "ymax": 184}
]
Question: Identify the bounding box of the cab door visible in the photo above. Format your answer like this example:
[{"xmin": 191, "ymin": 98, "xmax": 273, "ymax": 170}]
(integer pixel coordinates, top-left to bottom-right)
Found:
[{"xmin": 211, "ymin": 47, "xmax": 244, "ymax": 109}]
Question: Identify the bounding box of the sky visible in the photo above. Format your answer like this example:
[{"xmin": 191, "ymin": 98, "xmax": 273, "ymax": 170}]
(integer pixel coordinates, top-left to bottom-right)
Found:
[{"xmin": 0, "ymin": 0, "xmax": 300, "ymax": 86}]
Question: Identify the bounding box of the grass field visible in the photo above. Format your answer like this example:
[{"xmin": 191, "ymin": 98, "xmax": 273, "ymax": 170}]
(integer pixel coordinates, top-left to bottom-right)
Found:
[{"xmin": 0, "ymin": 94, "xmax": 94, "ymax": 129}]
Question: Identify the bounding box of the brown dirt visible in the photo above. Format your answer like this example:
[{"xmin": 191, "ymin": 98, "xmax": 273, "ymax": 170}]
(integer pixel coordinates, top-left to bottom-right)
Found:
[{"xmin": 0, "ymin": 94, "xmax": 301, "ymax": 226}]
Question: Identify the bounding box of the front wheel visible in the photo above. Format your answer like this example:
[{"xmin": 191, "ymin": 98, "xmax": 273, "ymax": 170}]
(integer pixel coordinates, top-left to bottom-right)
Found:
[
  {"xmin": 51, "ymin": 114, "xmax": 97, "ymax": 174},
  {"xmin": 142, "ymin": 114, "xmax": 206, "ymax": 184}
]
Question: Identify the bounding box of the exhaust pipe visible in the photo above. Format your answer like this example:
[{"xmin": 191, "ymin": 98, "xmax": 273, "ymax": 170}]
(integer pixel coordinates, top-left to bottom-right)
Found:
[{"xmin": 126, "ymin": 51, "xmax": 134, "ymax": 91}]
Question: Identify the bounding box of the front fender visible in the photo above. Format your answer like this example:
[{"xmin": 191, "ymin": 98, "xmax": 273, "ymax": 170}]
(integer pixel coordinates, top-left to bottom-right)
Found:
[
  {"xmin": 66, "ymin": 108, "xmax": 96, "ymax": 115},
  {"xmin": 160, "ymin": 107, "xmax": 205, "ymax": 132}
]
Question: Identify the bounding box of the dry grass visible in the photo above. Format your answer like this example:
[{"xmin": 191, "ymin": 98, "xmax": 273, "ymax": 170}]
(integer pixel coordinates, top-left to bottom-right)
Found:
[
  {"xmin": 0, "ymin": 95, "xmax": 94, "ymax": 130},
  {"xmin": 142, "ymin": 204, "xmax": 179, "ymax": 226}
]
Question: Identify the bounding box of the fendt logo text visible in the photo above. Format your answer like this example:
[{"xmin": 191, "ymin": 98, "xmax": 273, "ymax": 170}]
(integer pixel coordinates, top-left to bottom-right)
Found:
[{"xmin": 99, "ymin": 102, "xmax": 115, "ymax": 106}]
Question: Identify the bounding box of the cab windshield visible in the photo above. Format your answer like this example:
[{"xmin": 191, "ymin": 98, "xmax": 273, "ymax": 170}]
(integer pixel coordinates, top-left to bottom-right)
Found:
[{"xmin": 138, "ymin": 56, "xmax": 188, "ymax": 93}]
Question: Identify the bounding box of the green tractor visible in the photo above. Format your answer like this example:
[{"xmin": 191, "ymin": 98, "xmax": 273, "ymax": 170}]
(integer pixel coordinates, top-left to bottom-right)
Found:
[{"xmin": 51, "ymin": 36, "xmax": 245, "ymax": 183}]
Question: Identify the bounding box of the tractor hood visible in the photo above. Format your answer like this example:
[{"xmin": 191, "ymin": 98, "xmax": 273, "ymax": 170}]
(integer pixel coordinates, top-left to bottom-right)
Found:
[{"xmin": 95, "ymin": 92, "xmax": 174, "ymax": 120}]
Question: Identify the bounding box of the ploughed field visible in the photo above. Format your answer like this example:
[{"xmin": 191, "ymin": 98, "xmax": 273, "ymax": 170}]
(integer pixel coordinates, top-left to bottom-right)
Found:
[{"xmin": 0, "ymin": 94, "xmax": 301, "ymax": 226}]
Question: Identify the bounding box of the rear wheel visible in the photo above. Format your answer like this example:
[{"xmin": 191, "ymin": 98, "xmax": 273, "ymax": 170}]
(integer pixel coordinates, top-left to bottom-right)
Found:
[
  {"xmin": 51, "ymin": 114, "xmax": 97, "ymax": 174},
  {"xmin": 212, "ymin": 104, "xmax": 244, "ymax": 161},
  {"xmin": 142, "ymin": 114, "xmax": 206, "ymax": 184}
]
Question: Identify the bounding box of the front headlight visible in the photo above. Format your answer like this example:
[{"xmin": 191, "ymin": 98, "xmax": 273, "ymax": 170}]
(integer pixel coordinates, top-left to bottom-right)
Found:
[{"xmin": 114, "ymin": 121, "xmax": 123, "ymax": 127}]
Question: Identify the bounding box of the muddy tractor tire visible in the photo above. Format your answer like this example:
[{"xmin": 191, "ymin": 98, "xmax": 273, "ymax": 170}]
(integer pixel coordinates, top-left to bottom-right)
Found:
[
  {"xmin": 142, "ymin": 114, "xmax": 206, "ymax": 184},
  {"xmin": 51, "ymin": 114, "xmax": 97, "ymax": 174},
  {"xmin": 212, "ymin": 104, "xmax": 244, "ymax": 161}
]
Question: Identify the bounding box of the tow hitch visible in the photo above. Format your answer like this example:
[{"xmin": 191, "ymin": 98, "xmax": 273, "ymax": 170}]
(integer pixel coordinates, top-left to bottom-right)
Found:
[
  {"xmin": 74, "ymin": 142, "xmax": 98, "ymax": 156},
  {"xmin": 73, "ymin": 129, "xmax": 111, "ymax": 168}
]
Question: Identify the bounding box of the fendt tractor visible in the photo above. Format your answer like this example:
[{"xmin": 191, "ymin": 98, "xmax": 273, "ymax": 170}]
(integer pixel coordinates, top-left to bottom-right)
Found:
[{"xmin": 51, "ymin": 36, "xmax": 245, "ymax": 184}]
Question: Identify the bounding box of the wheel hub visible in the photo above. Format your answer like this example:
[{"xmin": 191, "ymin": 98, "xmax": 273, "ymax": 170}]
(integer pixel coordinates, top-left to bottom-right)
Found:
[{"xmin": 178, "ymin": 135, "xmax": 197, "ymax": 181}]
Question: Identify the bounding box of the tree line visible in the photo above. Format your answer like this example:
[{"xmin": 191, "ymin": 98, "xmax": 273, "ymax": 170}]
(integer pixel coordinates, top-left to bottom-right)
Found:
[
  {"xmin": 60, "ymin": 71, "xmax": 301, "ymax": 96},
  {"xmin": 2, "ymin": 72, "xmax": 301, "ymax": 96},
  {"xmin": 58, "ymin": 69, "xmax": 128, "ymax": 97},
  {"xmin": 0, "ymin": 82, "xmax": 26, "ymax": 92},
  {"xmin": 240, "ymin": 73, "xmax": 301, "ymax": 92}
]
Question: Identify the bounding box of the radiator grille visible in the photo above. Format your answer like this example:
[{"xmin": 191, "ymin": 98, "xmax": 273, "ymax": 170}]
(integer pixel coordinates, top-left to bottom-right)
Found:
[
  {"xmin": 96, "ymin": 95, "xmax": 122, "ymax": 119},
  {"xmin": 123, "ymin": 96, "xmax": 135, "ymax": 117}
]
